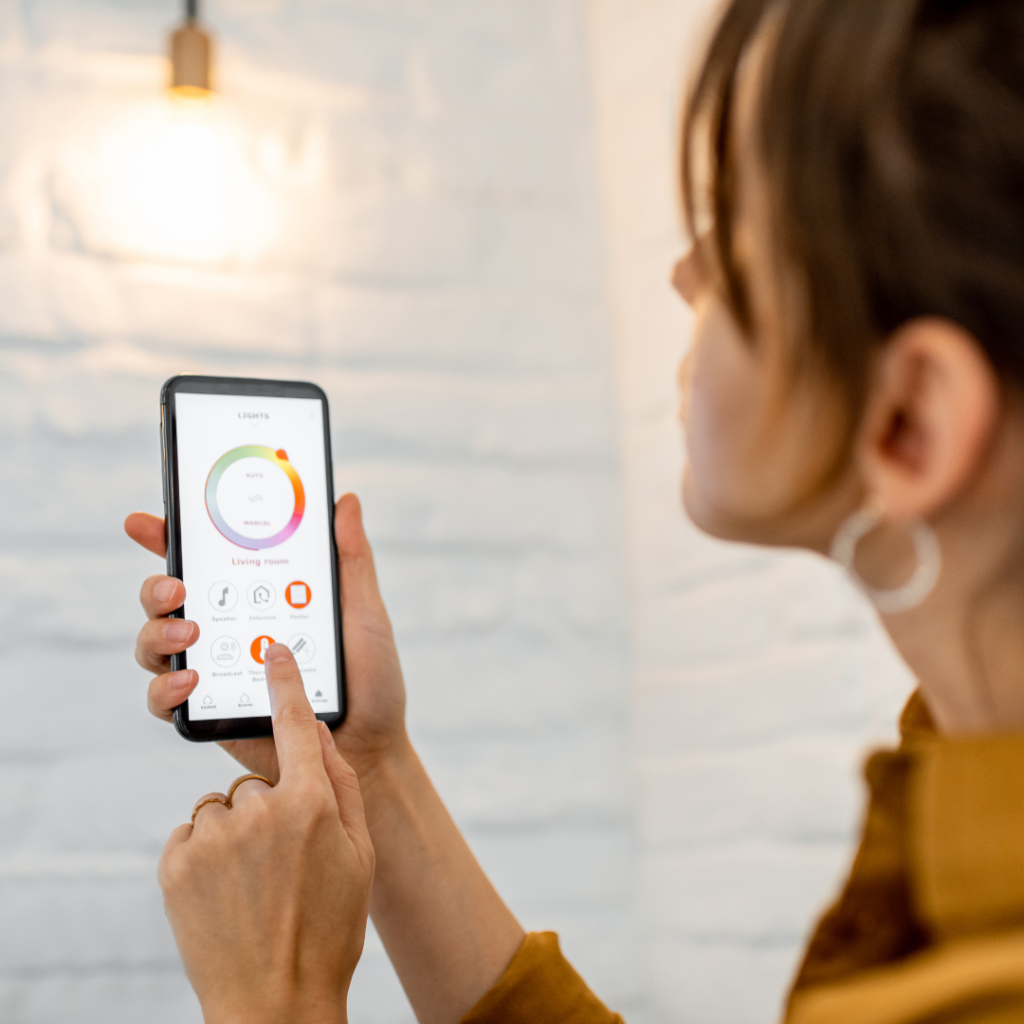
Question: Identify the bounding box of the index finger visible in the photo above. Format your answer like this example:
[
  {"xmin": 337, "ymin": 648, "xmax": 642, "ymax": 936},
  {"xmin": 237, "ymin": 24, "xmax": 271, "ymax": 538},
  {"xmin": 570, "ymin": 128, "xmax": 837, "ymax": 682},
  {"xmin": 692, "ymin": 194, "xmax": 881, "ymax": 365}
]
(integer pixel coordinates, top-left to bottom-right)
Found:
[{"xmin": 264, "ymin": 643, "xmax": 323, "ymax": 780}]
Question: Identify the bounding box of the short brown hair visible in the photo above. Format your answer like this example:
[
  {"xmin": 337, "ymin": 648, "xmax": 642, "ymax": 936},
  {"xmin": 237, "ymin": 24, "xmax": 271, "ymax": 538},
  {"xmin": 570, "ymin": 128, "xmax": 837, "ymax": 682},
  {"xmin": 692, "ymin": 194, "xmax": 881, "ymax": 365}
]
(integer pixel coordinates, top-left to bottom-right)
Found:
[{"xmin": 683, "ymin": 0, "xmax": 1024, "ymax": 408}]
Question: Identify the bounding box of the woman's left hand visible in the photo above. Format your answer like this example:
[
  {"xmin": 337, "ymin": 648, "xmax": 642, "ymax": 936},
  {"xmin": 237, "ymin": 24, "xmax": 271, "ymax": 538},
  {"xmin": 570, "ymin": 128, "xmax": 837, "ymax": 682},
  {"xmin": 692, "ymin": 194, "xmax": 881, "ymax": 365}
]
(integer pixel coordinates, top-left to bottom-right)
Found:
[{"xmin": 158, "ymin": 644, "xmax": 374, "ymax": 1024}]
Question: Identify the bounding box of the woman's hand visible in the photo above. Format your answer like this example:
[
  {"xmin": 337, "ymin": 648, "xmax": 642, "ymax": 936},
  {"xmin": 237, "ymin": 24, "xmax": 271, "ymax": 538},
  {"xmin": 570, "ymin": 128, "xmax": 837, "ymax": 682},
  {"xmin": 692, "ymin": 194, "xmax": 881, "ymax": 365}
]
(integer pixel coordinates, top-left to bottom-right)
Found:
[
  {"xmin": 159, "ymin": 644, "xmax": 374, "ymax": 1024},
  {"xmin": 125, "ymin": 493, "xmax": 408, "ymax": 783},
  {"xmin": 133, "ymin": 494, "xmax": 526, "ymax": 1024}
]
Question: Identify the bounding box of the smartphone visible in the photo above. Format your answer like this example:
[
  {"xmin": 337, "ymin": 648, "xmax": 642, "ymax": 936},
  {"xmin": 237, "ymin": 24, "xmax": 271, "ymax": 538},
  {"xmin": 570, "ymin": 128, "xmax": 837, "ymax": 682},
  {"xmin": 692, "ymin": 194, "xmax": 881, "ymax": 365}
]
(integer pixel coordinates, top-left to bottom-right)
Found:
[{"xmin": 161, "ymin": 375, "xmax": 345, "ymax": 742}]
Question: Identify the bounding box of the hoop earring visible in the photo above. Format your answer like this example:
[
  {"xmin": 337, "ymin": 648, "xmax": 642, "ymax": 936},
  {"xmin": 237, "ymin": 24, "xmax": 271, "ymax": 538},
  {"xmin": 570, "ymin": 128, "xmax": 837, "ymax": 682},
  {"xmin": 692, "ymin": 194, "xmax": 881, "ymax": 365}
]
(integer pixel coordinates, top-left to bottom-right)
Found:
[{"xmin": 829, "ymin": 503, "xmax": 941, "ymax": 614}]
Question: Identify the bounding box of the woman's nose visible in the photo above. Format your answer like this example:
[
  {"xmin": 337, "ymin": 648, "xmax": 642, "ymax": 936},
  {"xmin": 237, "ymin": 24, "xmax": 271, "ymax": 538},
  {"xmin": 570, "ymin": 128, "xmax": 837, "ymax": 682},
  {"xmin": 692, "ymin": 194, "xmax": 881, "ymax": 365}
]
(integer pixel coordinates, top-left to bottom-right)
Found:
[{"xmin": 672, "ymin": 249, "xmax": 702, "ymax": 307}]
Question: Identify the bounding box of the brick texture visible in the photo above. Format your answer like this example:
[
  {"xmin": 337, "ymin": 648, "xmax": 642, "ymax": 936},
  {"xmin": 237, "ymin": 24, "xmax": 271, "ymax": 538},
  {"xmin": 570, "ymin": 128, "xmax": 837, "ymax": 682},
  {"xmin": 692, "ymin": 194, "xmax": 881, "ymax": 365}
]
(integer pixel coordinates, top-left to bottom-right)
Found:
[{"xmin": 0, "ymin": 2, "xmax": 914, "ymax": 1023}]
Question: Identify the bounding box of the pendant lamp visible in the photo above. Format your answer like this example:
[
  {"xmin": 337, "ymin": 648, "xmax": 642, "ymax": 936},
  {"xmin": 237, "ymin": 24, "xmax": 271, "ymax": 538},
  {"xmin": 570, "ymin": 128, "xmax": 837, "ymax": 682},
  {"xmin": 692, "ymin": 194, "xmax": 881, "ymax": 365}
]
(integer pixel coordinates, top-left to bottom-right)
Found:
[{"xmin": 170, "ymin": 0, "xmax": 214, "ymax": 97}]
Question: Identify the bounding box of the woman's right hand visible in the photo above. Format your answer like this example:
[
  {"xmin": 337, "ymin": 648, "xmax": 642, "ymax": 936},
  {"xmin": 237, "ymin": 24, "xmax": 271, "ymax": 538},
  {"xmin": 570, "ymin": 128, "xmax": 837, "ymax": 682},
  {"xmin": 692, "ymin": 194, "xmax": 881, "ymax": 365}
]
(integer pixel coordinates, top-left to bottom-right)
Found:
[
  {"xmin": 125, "ymin": 493, "xmax": 410, "ymax": 785},
  {"xmin": 161, "ymin": 644, "xmax": 374, "ymax": 1024}
]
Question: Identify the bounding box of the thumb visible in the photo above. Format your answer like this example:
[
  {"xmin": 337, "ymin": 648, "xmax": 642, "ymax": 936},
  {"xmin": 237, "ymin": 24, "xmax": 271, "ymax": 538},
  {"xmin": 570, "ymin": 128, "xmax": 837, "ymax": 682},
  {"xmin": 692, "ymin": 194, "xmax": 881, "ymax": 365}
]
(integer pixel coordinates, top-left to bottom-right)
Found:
[
  {"xmin": 125, "ymin": 512, "xmax": 167, "ymax": 558},
  {"xmin": 317, "ymin": 722, "xmax": 372, "ymax": 853},
  {"xmin": 335, "ymin": 494, "xmax": 391, "ymax": 630}
]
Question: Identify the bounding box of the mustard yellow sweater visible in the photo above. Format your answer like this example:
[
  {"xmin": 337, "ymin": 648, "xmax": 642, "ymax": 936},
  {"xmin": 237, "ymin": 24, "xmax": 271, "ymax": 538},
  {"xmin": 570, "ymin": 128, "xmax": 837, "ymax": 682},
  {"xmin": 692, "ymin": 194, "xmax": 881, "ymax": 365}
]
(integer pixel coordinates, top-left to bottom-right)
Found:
[{"xmin": 462, "ymin": 694, "xmax": 1024, "ymax": 1024}]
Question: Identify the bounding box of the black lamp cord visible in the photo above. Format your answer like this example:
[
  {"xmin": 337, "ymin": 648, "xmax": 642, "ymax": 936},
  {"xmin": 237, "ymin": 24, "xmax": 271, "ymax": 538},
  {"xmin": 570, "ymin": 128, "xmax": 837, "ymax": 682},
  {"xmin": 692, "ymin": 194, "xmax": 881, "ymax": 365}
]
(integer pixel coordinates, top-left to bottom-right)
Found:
[{"xmin": 186, "ymin": 0, "xmax": 199, "ymax": 23}]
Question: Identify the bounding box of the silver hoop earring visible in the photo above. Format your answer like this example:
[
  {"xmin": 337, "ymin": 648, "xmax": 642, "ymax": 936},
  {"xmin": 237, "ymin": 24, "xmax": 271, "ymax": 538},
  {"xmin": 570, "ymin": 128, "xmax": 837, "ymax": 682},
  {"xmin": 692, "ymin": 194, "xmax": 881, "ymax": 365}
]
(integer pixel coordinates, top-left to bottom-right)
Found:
[{"xmin": 829, "ymin": 504, "xmax": 941, "ymax": 614}]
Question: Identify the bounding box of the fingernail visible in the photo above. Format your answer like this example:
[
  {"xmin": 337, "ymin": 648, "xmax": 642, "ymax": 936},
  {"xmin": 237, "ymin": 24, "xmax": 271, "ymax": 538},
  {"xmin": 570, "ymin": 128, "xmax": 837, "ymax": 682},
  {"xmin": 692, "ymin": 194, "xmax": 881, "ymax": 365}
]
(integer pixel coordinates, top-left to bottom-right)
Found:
[
  {"xmin": 164, "ymin": 620, "xmax": 194, "ymax": 642},
  {"xmin": 168, "ymin": 669, "xmax": 196, "ymax": 690},
  {"xmin": 153, "ymin": 579, "xmax": 177, "ymax": 604},
  {"xmin": 264, "ymin": 642, "xmax": 291, "ymax": 663}
]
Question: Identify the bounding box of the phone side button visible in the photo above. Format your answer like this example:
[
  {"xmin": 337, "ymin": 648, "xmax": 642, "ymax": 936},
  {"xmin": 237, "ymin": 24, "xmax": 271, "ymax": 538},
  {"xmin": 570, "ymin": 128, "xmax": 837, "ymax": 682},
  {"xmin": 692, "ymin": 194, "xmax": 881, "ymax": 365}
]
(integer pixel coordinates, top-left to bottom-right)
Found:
[{"xmin": 161, "ymin": 425, "xmax": 168, "ymax": 509}]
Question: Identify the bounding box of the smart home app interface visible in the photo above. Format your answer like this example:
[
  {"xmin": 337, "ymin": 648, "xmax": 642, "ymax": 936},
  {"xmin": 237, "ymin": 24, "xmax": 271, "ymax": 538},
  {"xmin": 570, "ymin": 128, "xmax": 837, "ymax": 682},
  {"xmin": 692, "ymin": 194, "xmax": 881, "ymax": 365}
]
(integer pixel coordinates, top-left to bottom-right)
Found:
[{"xmin": 175, "ymin": 392, "xmax": 338, "ymax": 720}]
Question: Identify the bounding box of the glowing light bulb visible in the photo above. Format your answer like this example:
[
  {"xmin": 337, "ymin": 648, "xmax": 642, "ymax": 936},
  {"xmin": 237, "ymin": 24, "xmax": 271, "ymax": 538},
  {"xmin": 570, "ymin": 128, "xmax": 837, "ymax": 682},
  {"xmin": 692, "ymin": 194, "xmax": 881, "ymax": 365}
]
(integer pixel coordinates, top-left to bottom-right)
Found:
[{"xmin": 59, "ymin": 98, "xmax": 277, "ymax": 266}]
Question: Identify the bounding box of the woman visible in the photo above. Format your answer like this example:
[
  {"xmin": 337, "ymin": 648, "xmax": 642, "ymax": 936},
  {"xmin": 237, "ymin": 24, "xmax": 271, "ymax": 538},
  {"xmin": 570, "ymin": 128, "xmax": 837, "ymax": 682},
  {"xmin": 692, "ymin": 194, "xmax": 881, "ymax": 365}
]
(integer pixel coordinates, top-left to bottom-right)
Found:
[{"xmin": 127, "ymin": 0, "xmax": 1024, "ymax": 1020}]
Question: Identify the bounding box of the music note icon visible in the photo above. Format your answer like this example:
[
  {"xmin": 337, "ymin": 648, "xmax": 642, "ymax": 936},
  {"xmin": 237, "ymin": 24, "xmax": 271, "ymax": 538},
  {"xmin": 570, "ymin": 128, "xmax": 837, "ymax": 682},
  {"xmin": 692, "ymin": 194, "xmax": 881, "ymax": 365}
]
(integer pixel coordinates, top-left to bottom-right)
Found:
[{"xmin": 208, "ymin": 581, "xmax": 238, "ymax": 613}]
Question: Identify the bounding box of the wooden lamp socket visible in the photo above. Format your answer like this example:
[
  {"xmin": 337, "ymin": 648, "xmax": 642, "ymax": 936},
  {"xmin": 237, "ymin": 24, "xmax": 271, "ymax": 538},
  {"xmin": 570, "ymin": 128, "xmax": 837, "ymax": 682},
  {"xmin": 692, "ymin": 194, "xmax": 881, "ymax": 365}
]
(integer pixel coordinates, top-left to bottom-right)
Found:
[{"xmin": 170, "ymin": 22, "xmax": 213, "ymax": 98}]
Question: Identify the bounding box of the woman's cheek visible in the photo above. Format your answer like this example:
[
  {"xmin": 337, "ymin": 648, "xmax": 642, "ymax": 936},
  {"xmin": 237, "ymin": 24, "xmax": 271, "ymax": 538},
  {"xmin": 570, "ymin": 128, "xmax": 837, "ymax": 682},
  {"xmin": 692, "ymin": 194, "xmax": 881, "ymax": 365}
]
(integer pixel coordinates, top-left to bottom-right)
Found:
[
  {"xmin": 677, "ymin": 349, "xmax": 695, "ymax": 426},
  {"xmin": 682, "ymin": 397, "xmax": 732, "ymax": 534},
  {"xmin": 678, "ymin": 303, "xmax": 766, "ymax": 539},
  {"xmin": 680, "ymin": 339, "xmax": 743, "ymax": 535}
]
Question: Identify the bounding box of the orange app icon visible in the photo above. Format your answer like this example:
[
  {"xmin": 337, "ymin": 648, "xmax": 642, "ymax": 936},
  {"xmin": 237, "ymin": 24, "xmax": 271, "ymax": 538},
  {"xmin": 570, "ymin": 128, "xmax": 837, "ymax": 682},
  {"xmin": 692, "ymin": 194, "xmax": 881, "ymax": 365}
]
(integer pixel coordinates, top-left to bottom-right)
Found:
[
  {"xmin": 285, "ymin": 581, "xmax": 311, "ymax": 609},
  {"xmin": 250, "ymin": 636, "xmax": 275, "ymax": 664}
]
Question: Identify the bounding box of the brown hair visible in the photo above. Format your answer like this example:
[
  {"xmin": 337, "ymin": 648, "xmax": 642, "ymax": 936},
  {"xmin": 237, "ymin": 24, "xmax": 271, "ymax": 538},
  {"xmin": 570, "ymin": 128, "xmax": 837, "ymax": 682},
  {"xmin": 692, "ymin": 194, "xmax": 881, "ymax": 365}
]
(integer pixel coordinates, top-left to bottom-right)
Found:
[{"xmin": 683, "ymin": 0, "xmax": 1024, "ymax": 409}]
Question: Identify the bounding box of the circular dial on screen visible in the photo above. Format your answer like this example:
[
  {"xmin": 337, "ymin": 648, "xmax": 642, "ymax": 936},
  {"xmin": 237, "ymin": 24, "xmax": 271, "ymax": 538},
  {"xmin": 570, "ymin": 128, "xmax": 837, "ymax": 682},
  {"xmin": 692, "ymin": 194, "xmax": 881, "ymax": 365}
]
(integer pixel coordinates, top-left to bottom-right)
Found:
[{"xmin": 205, "ymin": 446, "xmax": 305, "ymax": 550}]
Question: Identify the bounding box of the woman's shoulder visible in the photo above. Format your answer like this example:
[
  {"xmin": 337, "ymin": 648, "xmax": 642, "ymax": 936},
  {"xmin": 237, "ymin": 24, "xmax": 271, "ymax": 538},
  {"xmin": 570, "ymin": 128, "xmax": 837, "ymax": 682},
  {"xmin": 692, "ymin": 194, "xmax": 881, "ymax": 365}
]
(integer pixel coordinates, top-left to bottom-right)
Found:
[
  {"xmin": 790, "ymin": 701, "xmax": 1024, "ymax": 1024},
  {"xmin": 787, "ymin": 929, "xmax": 1024, "ymax": 1024}
]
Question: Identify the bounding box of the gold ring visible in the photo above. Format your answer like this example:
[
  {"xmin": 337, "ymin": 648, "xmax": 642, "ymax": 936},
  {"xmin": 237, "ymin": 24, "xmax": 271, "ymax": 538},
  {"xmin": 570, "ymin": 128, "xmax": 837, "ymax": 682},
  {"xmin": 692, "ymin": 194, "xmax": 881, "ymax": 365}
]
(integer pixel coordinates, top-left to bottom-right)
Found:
[
  {"xmin": 191, "ymin": 796, "xmax": 228, "ymax": 827},
  {"xmin": 226, "ymin": 773, "xmax": 275, "ymax": 807}
]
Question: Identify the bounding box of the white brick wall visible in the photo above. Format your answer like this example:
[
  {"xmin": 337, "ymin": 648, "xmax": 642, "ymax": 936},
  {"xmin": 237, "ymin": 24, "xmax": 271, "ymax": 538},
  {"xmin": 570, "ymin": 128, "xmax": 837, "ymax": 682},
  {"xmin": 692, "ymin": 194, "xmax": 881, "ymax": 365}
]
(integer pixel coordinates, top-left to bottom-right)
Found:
[{"xmin": 0, "ymin": 2, "xmax": 915, "ymax": 1022}]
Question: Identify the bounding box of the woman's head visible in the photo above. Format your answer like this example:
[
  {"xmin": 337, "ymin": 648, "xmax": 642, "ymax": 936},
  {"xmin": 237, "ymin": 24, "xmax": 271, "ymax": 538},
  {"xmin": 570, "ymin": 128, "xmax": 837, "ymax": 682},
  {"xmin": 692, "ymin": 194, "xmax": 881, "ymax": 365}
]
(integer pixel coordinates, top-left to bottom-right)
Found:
[{"xmin": 675, "ymin": 0, "xmax": 1024, "ymax": 557}]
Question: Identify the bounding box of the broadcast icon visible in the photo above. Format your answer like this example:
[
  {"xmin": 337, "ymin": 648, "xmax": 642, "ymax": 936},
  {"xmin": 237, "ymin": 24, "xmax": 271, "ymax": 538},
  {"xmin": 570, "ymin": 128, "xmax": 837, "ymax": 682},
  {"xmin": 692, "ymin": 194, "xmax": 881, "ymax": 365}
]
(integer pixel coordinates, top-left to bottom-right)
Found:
[
  {"xmin": 285, "ymin": 581, "xmax": 311, "ymax": 609},
  {"xmin": 210, "ymin": 636, "xmax": 241, "ymax": 667}
]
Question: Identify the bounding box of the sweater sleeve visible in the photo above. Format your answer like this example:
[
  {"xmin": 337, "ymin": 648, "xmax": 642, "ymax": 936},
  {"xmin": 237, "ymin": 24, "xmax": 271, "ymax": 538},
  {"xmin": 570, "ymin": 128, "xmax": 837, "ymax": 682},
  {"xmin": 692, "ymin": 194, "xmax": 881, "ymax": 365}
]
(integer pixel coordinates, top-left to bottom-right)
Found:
[{"xmin": 460, "ymin": 932, "xmax": 624, "ymax": 1024}]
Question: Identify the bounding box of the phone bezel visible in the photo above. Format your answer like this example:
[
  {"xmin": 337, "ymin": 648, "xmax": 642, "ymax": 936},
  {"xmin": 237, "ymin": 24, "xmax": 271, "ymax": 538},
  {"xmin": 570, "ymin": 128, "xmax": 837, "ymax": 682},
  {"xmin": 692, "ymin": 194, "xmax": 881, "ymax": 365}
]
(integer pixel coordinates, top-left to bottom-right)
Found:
[{"xmin": 161, "ymin": 374, "xmax": 346, "ymax": 742}]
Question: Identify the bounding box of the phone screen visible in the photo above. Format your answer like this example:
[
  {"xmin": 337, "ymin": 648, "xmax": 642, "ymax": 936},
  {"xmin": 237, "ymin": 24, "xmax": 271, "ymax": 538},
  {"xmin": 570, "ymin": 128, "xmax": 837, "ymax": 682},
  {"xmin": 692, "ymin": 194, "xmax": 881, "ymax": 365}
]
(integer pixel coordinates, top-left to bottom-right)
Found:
[{"xmin": 172, "ymin": 390, "xmax": 340, "ymax": 723}]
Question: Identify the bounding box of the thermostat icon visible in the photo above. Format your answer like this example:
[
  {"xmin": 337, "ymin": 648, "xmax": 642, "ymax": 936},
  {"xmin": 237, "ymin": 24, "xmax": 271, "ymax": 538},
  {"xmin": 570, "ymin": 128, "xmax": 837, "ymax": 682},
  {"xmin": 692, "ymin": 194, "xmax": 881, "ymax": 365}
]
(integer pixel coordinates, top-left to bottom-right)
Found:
[{"xmin": 250, "ymin": 635, "xmax": 275, "ymax": 664}]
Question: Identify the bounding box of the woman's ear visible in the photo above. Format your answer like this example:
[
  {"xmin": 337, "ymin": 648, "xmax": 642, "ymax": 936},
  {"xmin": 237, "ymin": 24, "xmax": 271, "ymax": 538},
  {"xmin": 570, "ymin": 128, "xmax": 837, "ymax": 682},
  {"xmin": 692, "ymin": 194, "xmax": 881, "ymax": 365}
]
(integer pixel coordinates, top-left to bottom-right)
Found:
[{"xmin": 857, "ymin": 318, "xmax": 1000, "ymax": 520}]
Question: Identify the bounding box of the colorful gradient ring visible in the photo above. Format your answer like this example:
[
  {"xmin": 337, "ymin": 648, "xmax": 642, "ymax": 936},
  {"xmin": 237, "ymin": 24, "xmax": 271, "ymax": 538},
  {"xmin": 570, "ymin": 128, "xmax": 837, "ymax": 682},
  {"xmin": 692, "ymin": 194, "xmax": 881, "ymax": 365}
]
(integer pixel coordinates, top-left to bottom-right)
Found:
[{"xmin": 206, "ymin": 446, "xmax": 305, "ymax": 550}]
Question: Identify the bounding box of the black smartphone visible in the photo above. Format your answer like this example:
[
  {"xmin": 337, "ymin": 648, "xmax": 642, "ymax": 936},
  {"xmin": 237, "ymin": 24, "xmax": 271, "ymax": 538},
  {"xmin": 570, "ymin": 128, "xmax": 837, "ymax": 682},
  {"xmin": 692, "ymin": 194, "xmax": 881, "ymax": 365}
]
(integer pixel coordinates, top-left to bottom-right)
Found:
[{"xmin": 161, "ymin": 375, "xmax": 346, "ymax": 742}]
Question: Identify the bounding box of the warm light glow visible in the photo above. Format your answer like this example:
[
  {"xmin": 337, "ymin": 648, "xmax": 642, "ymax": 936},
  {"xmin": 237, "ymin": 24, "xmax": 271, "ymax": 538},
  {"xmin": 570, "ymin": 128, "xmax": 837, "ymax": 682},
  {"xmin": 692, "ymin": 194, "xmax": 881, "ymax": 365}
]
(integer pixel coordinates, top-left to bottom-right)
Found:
[
  {"xmin": 170, "ymin": 85, "xmax": 213, "ymax": 101},
  {"xmin": 60, "ymin": 96, "xmax": 277, "ymax": 266}
]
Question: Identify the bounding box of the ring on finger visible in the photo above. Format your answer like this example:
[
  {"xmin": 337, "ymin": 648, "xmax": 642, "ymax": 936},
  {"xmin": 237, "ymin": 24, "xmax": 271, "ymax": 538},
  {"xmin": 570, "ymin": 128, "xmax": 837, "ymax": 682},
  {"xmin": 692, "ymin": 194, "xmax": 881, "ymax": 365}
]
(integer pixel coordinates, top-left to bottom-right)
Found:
[
  {"xmin": 191, "ymin": 796, "xmax": 229, "ymax": 827},
  {"xmin": 226, "ymin": 774, "xmax": 275, "ymax": 807}
]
